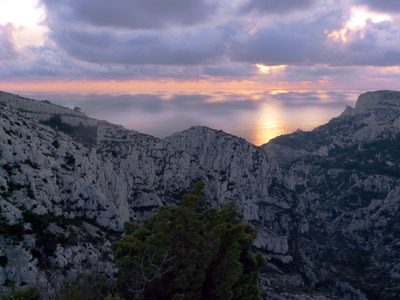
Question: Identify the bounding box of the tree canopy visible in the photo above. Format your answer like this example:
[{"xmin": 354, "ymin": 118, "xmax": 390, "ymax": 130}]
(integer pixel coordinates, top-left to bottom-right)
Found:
[{"xmin": 112, "ymin": 182, "xmax": 266, "ymax": 300}]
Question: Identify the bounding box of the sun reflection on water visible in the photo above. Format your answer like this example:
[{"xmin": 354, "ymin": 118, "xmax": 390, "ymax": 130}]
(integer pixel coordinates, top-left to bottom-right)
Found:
[
  {"xmin": 252, "ymin": 101, "xmax": 285, "ymax": 145},
  {"xmin": 249, "ymin": 90, "xmax": 356, "ymax": 145},
  {"xmin": 14, "ymin": 88, "xmax": 358, "ymax": 145}
]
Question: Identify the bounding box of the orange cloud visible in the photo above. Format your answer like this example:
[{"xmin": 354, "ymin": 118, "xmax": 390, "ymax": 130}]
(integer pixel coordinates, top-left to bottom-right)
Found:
[{"xmin": 0, "ymin": 78, "xmax": 339, "ymax": 96}]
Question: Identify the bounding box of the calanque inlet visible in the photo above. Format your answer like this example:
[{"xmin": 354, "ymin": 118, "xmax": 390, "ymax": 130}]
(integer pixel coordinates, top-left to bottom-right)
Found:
[{"xmin": 0, "ymin": 90, "xmax": 399, "ymax": 299}]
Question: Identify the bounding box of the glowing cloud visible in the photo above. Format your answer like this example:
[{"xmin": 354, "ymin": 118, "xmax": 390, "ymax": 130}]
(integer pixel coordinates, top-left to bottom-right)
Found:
[
  {"xmin": 256, "ymin": 64, "xmax": 287, "ymax": 74},
  {"xmin": 269, "ymin": 90, "xmax": 289, "ymax": 95},
  {"xmin": 380, "ymin": 66, "xmax": 400, "ymax": 74},
  {"xmin": 327, "ymin": 6, "xmax": 391, "ymax": 43},
  {"xmin": 0, "ymin": 0, "xmax": 48, "ymax": 48}
]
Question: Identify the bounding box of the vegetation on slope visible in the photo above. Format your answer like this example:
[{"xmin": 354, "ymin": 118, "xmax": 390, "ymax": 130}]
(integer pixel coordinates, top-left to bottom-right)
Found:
[{"xmin": 0, "ymin": 183, "xmax": 265, "ymax": 300}]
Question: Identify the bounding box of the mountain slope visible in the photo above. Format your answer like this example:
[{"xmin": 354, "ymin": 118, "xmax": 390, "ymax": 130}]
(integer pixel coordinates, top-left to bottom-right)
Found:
[
  {"xmin": 166, "ymin": 91, "xmax": 400, "ymax": 300},
  {"xmin": 1, "ymin": 90, "xmax": 399, "ymax": 299}
]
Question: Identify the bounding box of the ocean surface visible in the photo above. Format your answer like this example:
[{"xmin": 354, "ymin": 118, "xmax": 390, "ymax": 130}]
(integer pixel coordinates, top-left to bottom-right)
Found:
[{"xmin": 20, "ymin": 89, "xmax": 362, "ymax": 145}]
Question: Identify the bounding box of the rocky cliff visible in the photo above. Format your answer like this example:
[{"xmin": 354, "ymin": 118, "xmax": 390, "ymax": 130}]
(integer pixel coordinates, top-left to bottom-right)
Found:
[{"xmin": 0, "ymin": 90, "xmax": 399, "ymax": 299}]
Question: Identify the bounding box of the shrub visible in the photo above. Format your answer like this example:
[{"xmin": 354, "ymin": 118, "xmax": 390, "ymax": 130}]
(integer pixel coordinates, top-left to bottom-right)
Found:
[
  {"xmin": 65, "ymin": 153, "xmax": 76, "ymax": 165},
  {"xmin": 52, "ymin": 140, "xmax": 60, "ymax": 149},
  {"xmin": 0, "ymin": 255, "xmax": 8, "ymax": 268},
  {"xmin": 1, "ymin": 286, "xmax": 41, "ymax": 300}
]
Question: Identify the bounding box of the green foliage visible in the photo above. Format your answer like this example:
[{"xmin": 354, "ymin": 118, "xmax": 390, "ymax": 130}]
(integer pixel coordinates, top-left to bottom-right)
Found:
[
  {"xmin": 52, "ymin": 139, "xmax": 60, "ymax": 149},
  {"xmin": 23, "ymin": 159, "xmax": 39, "ymax": 170},
  {"xmin": 113, "ymin": 182, "xmax": 265, "ymax": 300},
  {"xmin": 1, "ymin": 286, "xmax": 41, "ymax": 300},
  {"xmin": 105, "ymin": 295, "xmax": 123, "ymax": 300},
  {"xmin": 316, "ymin": 136, "xmax": 400, "ymax": 178},
  {"xmin": 64, "ymin": 153, "xmax": 76, "ymax": 165},
  {"xmin": 0, "ymin": 218, "xmax": 25, "ymax": 241},
  {"xmin": 2, "ymin": 164, "xmax": 16, "ymax": 176},
  {"xmin": 55, "ymin": 274, "xmax": 116, "ymax": 300},
  {"xmin": 9, "ymin": 223, "xmax": 25, "ymax": 240},
  {"xmin": 43, "ymin": 115, "xmax": 97, "ymax": 147},
  {"xmin": 22, "ymin": 212, "xmax": 50, "ymax": 231},
  {"xmin": 0, "ymin": 255, "xmax": 8, "ymax": 268},
  {"xmin": 8, "ymin": 181, "xmax": 24, "ymax": 193},
  {"xmin": 22, "ymin": 212, "xmax": 67, "ymax": 263},
  {"xmin": 47, "ymin": 115, "xmax": 62, "ymax": 127},
  {"xmin": 27, "ymin": 186, "xmax": 35, "ymax": 199}
]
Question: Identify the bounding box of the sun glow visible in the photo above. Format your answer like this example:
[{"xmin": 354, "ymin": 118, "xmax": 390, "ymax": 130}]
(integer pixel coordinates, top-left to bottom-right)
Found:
[
  {"xmin": 0, "ymin": 0, "xmax": 48, "ymax": 48},
  {"xmin": 327, "ymin": 7, "xmax": 391, "ymax": 43},
  {"xmin": 380, "ymin": 66, "xmax": 400, "ymax": 74},
  {"xmin": 256, "ymin": 64, "xmax": 287, "ymax": 74},
  {"xmin": 269, "ymin": 90, "xmax": 289, "ymax": 95},
  {"xmin": 252, "ymin": 102, "xmax": 285, "ymax": 145}
]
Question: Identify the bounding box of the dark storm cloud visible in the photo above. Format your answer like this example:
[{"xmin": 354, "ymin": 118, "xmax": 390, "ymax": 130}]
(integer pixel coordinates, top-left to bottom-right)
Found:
[
  {"xmin": 240, "ymin": 0, "xmax": 315, "ymax": 15},
  {"xmin": 0, "ymin": 24, "xmax": 18, "ymax": 60},
  {"xmin": 49, "ymin": 27, "xmax": 226, "ymax": 65},
  {"xmin": 358, "ymin": 0, "xmax": 400, "ymax": 12},
  {"xmin": 40, "ymin": 0, "xmax": 217, "ymax": 29}
]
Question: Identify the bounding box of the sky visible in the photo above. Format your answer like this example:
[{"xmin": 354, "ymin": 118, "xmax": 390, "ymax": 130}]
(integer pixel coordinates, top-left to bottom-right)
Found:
[{"xmin": 1, "ymin": 0, "xmax": 400, "ymax": 145}]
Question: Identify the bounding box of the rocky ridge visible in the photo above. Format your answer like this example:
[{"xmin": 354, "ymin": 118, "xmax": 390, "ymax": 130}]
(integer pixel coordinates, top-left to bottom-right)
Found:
[{"xmin": 0, "ymin": 90, "xmax": 399, "ymax": 299}]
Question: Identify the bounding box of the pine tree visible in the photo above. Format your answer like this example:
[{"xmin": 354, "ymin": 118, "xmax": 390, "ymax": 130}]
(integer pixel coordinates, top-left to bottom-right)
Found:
[{"xmin": 112, "ymin": 182, "xmax": 266, "ymax": 300}]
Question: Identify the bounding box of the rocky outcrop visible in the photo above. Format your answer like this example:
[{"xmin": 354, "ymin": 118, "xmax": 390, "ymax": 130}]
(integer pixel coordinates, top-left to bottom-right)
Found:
[
  {"xmin": 355, "ymin": 90, "xmax": 400, "ymax": 116},
  {"xmin": 263, "ymin": 90, "xmax": 400, "ymax": 164},
  {"xmin": 1, "ymin": 90, "xmax": 399, "ymax": 300}
]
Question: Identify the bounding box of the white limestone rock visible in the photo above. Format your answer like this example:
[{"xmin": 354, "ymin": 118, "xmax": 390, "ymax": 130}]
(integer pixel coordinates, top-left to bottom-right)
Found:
[{"xmin": 1, "ymin": 90, "xmax": 400, "ymax": 299}]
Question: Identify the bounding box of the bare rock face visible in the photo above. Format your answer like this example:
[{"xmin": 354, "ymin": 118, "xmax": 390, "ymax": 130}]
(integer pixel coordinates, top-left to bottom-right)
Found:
[
  {"xmin": 263, "ymin": 90, "xmax": 400, "ymax": 164},
  {"xmin": 1, "ymin": 90, "xmax": 400, "ymax": 300},
  {"xmin": 355, "ymin": 90, "xmax": 400, "ymax": 115},
  {"xmin": 339, "ymin": 105, "xmax": 355, "ymax": 118}
]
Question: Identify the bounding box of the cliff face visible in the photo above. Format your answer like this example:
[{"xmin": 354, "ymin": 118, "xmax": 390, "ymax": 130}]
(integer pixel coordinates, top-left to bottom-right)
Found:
[{"xmin": 0, "ymin": 90, "xmax": 399, "ymax": 299}]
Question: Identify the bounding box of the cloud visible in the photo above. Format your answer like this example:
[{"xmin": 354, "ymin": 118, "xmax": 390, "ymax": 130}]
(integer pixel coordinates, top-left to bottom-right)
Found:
[
  {"xmin": 0, "ymin": 41, "xmax": 224, "ymax": 81},
  {"xmin": 0, "ymin": 24, "xmax": 19, "ymax": 60},
  {"xmin": 2, "ymin": 0, "xmax": 400, "ymax": 84},
  {"xmin": 40, "ymin": 0, "xmax": 217, "ymax": 30},
  {"xmin": 38, "ymin": 0, "xmax": 227, "ymax": 67},
  {"xmin": 49, "ymin": 27, "xmax": 226, "ymax": 65},
  {"xmin": 358, "ymin": 0, "xmax": 400, "ymax": 13},
  {"xmin": 0, "ymin": 40, "xmax": 254, "ymax": 81},
  {"xmin": 202, "ymin": 64, "xmax": 255, "ymax": 77},
  {"xmin": 228, "ymin": 16, "xmax": 400, "ymax": 67},
  {"xmin": 37, "ymin": 0, "xmax": 400, "ymax": 71},
  {"xmin": 240, "ymin": 0, "xmax": 315, "ymax": 15},
  {"xmin": 228, "ymin": 22, "xmax": 336, "ymax": 66}
]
